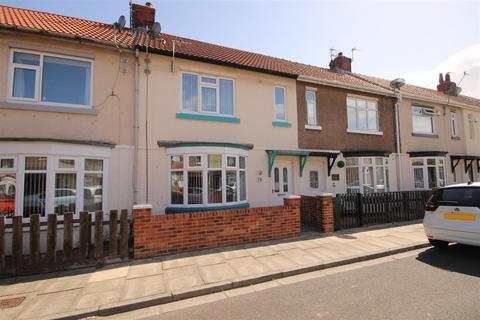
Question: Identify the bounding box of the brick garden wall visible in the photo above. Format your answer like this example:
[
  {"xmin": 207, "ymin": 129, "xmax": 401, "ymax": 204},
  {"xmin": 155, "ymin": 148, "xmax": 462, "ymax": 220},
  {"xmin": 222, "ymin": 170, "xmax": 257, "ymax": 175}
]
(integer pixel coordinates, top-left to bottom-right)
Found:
[{"xmin": 133, "ymin": 197, "xmax": 301, "ymax": 259}]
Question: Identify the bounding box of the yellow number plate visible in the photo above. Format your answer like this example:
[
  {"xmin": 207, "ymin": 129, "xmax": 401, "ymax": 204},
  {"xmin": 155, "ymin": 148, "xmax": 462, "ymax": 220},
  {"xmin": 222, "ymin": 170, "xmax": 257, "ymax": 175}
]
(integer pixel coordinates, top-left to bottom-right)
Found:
[{"xmin": 444, "ymin": 213, "xmax": 476, "ymax": 221}]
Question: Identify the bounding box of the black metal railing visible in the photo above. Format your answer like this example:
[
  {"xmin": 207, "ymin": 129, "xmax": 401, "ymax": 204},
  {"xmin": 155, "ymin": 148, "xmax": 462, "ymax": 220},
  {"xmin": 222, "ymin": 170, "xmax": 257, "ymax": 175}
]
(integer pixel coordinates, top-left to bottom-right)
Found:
[{"xmin": 333, "ymin": 191, "xmax": 432, "ymax": 231}]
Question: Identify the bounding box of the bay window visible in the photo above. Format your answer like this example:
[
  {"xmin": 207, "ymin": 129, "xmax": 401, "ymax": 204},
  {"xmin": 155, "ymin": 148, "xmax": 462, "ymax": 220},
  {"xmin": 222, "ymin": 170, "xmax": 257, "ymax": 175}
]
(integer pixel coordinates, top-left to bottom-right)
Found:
[
  {"xmin": 346, "ymin": 157, "xmax": 389, "ymax": 193},
  {"xmin": 8, "ymin": 50, "xmax": 92, "ymax": 107},
  {"xmin": 412, "ymin": 106, "xmax": 436, "ymax": 135},
  {"xmin": 169, "ymin": 152, "xmax": 247, "ymax": 208},
  {"xmin": 0, "ymin": 157, "xmax": 16, "ymax": 218},
  {"xmin": 181, "ymin": 72, "xmax": 234, "ymax": 116},
  {"xmin": 411, "ymin": 157, "xmax": 445, "ymax": 189},
  {"xmin": 0, "ymin": 155, "xmax": 106, "ymax": 219},
  {"xmin": 347, "ymin": 96, "xmax": 378, "ymax": 131}
]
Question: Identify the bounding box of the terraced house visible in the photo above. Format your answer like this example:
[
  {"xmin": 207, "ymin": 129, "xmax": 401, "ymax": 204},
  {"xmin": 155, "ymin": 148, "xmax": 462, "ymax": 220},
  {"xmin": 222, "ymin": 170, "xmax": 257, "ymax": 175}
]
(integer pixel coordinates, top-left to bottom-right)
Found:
[
  {"xmin": 359, "ymin": 74, "xmax": 480, "ymax": 190},
  {"xmin": 0, "ymin": 3, "xmax": 479, "ymax": 221}
]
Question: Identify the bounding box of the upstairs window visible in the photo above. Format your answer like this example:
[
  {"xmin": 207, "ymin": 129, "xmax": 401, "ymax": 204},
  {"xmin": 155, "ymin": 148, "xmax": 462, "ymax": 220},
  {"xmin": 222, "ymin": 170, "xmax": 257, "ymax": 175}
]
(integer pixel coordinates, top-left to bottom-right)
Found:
[
  {"xmin": 412, "ymin": 106, "xmax": 436, "ymax": 134},
  {"xmin": 347, "ymin": 97, "xmax": 378, "ymax": 131},
  {"xmin": 274, "ymin": 87, "xmax": 286, "ymax": 121},
  {"xmin": 468, "ymin": 114, "xmax": 475, "ymax": 140},
  {"xmin": 450, "ymin": 110, "xmax": 458, "ymax": 137},
  {"xmin": 9, "ymin": 50, "xmax": 92, "ymax": 107},
  {"xmin": 306, "ymin": 91, "xmax": 317, "ymax": 125},
  {"xmin": 181, "ymin": 72, "xmax": 234, "ymax": 116}
]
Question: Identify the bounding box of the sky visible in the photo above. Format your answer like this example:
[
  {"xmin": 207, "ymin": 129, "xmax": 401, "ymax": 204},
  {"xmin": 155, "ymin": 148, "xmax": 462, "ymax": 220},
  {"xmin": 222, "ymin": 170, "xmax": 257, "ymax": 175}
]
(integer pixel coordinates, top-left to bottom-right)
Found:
[{"xmin": 3, "ymin": 0, "xmax": 480, "ymax": 97}]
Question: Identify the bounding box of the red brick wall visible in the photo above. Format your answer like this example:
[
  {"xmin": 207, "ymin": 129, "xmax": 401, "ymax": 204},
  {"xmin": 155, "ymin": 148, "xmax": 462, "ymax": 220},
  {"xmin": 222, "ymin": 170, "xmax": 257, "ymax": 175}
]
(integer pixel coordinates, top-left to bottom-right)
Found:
[{"xmin": 133, "ymin": 198, "xmax": 301, "ymax": 259}]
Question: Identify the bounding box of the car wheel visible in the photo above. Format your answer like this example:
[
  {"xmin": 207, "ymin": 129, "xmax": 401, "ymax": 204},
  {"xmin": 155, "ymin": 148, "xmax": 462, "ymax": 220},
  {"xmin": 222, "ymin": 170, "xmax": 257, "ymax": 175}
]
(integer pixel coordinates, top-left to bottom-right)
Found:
[{"xmin": 428, "ymin": 239, "xmax": 449, "ymax": 249}]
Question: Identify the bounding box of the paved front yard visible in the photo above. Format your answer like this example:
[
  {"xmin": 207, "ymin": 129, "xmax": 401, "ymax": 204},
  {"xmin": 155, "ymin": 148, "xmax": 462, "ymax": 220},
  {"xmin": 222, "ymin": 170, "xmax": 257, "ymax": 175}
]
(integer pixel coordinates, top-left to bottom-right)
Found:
[{"xmin": 0, "ymin": 222, "xmax": 428, "ymax": 320}]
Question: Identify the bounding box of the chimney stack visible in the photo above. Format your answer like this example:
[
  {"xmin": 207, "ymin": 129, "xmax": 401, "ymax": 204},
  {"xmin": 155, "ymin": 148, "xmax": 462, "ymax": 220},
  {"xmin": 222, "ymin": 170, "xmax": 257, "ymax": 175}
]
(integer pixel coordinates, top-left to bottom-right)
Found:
[
  {"xmin": 131, "ymin": 2, "xmax": 155, "ymax": 29},
  {"xmin": 437, "ymin": 72, "xmax": 460, "ymax": 96},
  {"xmin": 329, "ymin": 52, "xmax": 352, "ymax": 73}
]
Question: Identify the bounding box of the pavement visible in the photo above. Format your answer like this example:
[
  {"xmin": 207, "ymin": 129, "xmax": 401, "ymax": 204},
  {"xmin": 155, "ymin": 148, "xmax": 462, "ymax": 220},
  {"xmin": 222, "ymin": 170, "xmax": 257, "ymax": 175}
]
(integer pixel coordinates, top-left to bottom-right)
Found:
[
  {"xmin": 124, "ymin": 244, "xmax": 480, "ymax": 320},
  {"xmin": 0, "ymin": 222, "xmax": 429, "ymax": 320}
]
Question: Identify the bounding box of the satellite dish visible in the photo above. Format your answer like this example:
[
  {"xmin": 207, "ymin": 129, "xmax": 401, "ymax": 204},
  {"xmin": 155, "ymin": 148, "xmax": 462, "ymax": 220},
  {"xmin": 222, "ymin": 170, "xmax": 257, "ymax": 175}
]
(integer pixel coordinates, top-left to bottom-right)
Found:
[
  {"xmin": 114, "ymin": 15, "xmax": 126, "ymax": 32},
  {"xmin": 390, "ymin": 78, "xmax": 406, "ymax": 90},
  {"xmin": 456, "ymin": 87, "xmax": 462, "ymax": 95},
  {"xmin": 150, "ymin": 22, "xmax": 162, "ymax": 37}
]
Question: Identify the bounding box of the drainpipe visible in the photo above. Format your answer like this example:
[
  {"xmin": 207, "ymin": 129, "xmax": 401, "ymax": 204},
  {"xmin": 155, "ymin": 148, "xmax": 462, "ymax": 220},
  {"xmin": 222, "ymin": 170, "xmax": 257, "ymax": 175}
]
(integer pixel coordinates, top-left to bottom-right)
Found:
[
  {"xmin": 133, "ymin": 48, "xmax": 140, "ymax": 204},
  {"xmin": 394, "ymin": 92, "xmax": 403, "ymax": 191}
]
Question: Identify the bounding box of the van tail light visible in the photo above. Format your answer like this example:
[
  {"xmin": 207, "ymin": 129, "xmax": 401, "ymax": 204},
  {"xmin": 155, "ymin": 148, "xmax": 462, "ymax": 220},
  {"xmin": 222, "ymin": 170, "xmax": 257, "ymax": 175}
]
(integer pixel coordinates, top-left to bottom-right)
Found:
[{"xmin": 425, "ymin": 202, "xmax": 438, "ymax": 212}]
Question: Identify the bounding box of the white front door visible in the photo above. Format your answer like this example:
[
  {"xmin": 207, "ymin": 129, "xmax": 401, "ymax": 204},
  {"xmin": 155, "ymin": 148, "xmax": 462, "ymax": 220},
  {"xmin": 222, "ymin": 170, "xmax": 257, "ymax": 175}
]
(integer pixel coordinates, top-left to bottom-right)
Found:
[{"xmin": 272, "ymin": 161, "xmax": 292, "ymax": 205}]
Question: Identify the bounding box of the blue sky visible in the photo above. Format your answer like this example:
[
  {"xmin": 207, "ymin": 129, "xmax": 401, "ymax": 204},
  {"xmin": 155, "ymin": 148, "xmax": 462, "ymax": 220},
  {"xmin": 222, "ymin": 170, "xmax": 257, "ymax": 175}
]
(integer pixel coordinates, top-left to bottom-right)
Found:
[{"xmin": 3, "ymin": 0, "xmax": 480, "ymax": 95}]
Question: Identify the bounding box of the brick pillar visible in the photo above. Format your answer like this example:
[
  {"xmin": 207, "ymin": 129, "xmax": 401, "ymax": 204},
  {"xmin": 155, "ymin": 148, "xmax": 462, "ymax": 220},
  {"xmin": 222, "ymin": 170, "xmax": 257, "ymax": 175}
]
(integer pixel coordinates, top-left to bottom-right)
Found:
[
  {"xmin": 318, "ymin": 193, "xmax": 334, "ymax": 233},
  {"xmin": 283, "ymin": 195, "xmax": 301, "ymax": 208},
  {"xmin": 283, "ymin": 195, "xmax": 301, "ymax": 236},
  {"xmin": 133, "ymin": 204, "xmax": 152, "ymax": 259}
]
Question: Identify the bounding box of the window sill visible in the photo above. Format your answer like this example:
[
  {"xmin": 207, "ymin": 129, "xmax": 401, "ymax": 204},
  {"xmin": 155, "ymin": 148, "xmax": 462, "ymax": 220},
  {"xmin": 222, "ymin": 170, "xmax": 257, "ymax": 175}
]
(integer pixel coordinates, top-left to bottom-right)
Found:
[
  {"xmin": 165, "ymin": 202, "xmax": 250, "ymax": 213},
  {"xmin": 272, "ymin": 121, "xmax": 292, "ymax": 128},
  {"xmin": 451, "ymin": 136, "xmax": 461, "ymax": 140},
  {"xmin": 1, "ymin": 101, "xmax": 97, "ymax": 115},
  {"xmin": 411, "ymin": 133, "xmax": 439, "ymax": 138},
  {"xmin": 347, "ymin": 129, "xmax": 383, "ymax": 136},
  {"xmin": 176, "ymin": 113, "xmax": 240, "ymax": 123},
  {"xmin": 304, "ymin": 124, "xmax": 322, "ymax": 131}
]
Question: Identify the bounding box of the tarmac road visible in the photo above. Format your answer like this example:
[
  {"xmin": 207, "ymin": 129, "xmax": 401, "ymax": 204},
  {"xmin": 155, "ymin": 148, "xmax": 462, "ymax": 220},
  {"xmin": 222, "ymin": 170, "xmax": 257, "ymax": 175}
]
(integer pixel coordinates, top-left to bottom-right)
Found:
[{"xmin": 151, "ymin": 244, "xmax": 480, "ymax": 320}]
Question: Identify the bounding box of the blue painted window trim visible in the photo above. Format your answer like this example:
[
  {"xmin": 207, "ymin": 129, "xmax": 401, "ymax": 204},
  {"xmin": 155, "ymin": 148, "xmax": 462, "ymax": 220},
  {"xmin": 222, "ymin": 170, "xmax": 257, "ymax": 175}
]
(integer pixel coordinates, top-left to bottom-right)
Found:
[
  {"xmin": 176, "ymin": 113, "xmax": 240, "ymax": 123},
  {"xmin": 165, "ymin": 203, "xmax": 250, "ymax": 214},
  {"xmin": 272, "ymin": 121, "xmax": 292, "ymax": 128}
]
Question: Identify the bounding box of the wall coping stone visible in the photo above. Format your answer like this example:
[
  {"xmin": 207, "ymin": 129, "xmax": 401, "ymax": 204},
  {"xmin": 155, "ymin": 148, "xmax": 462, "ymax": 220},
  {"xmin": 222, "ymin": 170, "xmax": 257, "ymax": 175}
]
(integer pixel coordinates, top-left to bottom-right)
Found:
[{"xmin": 133, "ymin": 204, "xmax": 153, "ymax": 210}]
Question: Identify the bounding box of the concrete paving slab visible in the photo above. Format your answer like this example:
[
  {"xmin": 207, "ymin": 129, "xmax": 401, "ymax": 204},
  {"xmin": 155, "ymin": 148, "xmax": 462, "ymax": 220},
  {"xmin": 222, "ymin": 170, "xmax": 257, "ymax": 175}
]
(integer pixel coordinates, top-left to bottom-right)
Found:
[
  {"xmin": 39, "ymin": 276, "xmax": 86, "ymax": 295},
  {"xmin": 199, "ymin": 263, "xmax": 238, "ymax": 284},
  {"xmin": 127, "ymin": 261, "xmax": 163, "ymax": 279},
  {"xmin": 121, "ymin": 274, "xmax": 167, "ymax": 301},
  {"xmin": 227, "ymin": 256, "xmax": 270, "ymax": 277},
  {"xmin": 256, "ymin": 254, "xmax": 297, "ymax": 271},
  {"xmin": 293, "ymin": 239, "xmax": 321, "ymax": 250},
  {"xmin": 75, "ymin": 290, "xmax": 121, "ymax": 310},
  {"xmin": 269, "ymin": 242, "xmax": 298, "ymax": 252},
  {"xmin": 83, "ymin": 278, "xmax": 125, "ymax": 295},
  {"xmin": 220, "ymin": 249, "xmax": 251, "ymax": 260},
  {"xmin": 246, "ymin": 246, "xmax": 277, "ymax": 257},
  {"xmin": 88, "ymin": 266, "xmax": 129, "ymax": 283},
  {"xmin": 279, "ymin": 249, "xmax": 323, "ymax": 266},
  {"xmin": 17, "ymin": 289, "xmax": 79, "ymax": 319},
  {"xmin": 162, "ymin": 256, "xmax": 196, "ymax": 270},
  {"xmin": 164, "ymin": 265, "xmax": 204, "ymax": 291},
  {"xmin": 194, "ymin": 253, "xmax": 225, "ymax": 266},
  {"xmin": 0, "ymin": 279, "xmax": 46, "ymax": 297},
  {"xmin": 306, "ymin": 246, "xmax": 344, "ymax": 261}
]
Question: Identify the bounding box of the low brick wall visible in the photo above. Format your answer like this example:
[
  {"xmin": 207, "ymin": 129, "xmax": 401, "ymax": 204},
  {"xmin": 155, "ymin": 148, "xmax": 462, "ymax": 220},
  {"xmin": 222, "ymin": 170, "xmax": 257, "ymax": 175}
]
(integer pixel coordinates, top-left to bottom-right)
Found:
[
  {"xmin": 300, "ymin": 194, "xmax": 334, "ymax": 232},
  {"xmin": 133, "ymin": 197, "xmax": 301, "ymax": 259}
]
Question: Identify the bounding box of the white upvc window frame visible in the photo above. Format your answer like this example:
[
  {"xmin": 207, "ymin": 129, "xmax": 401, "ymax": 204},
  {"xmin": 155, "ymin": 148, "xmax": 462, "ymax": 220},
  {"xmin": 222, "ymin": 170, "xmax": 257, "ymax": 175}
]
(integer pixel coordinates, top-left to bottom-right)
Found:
[
  {"xmin": 168, "ymin": 151, "xmax": 248, "ymax": 208},
  {"xmin": 0, "ymin": 155, "xmax": 107, "ymax": 223},
  {"xmin": 410, "ymin": 157, "xmax": 446, "ymax": 190},
  {"xmin": 345, "ymin": 157, "xmax": 389, "ymax": 193},
  {"xmin": 450, "ymin": 109, "xmax": 459, "ymax": 137},
  {"xmin": 467, "ymin": 114, "xmax": 475, "ymax": 140},
  {"xmin": 7, "ymin": 48, "xmax": 94, "ymax": 109},
  {"xmin": 305, "ymin": 90, "xmax": 317, "ymax": 125},
  {"xmin": 346, "ymin": 95, "xmax": 380, "ymax": 133},
  {"xmin": 411, "ymin": 105, "xmax": 436, "ymax": 135},
  {"xmin": 274, "ymin": 86, "xmax": 287, "ymax": 121},
  {"xmin": 180, "ymin": 71, "xmax": 236, "ymax": 117}
]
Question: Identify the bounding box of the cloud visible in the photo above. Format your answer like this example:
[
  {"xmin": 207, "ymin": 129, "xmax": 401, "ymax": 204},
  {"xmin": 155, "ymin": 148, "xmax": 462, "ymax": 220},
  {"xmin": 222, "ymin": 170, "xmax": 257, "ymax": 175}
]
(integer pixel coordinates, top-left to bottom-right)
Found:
[{"xmin": 403, "ymin": 44, "xmax": 480, "ymax": 99}]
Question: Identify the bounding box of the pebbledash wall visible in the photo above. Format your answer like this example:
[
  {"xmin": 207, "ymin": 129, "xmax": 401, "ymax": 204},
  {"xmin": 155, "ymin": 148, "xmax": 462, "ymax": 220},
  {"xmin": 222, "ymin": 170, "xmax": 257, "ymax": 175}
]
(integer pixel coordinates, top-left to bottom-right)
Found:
[{"xmin": 133, "ymin": 197, "xmax": 301, "ymax": 258}]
